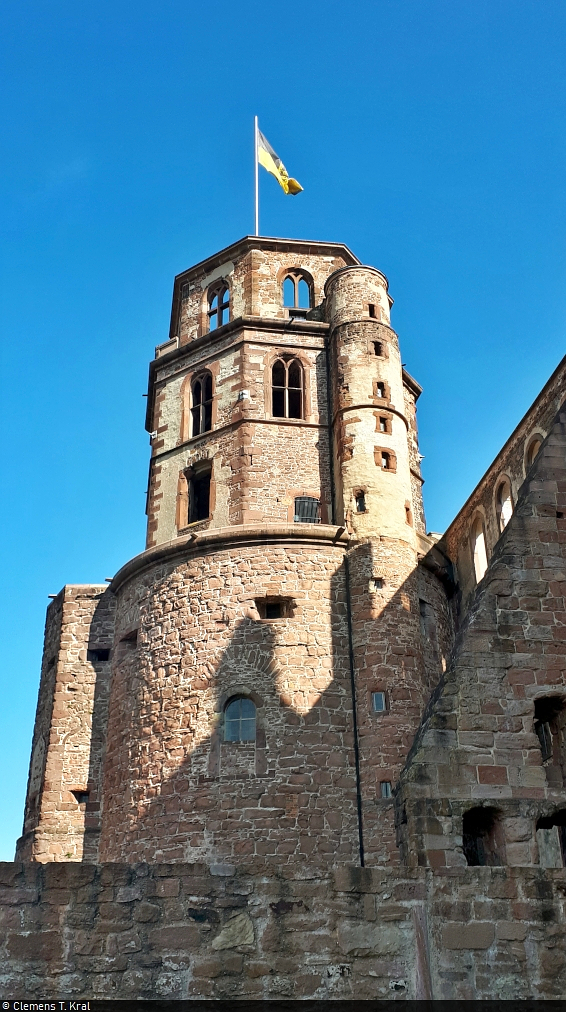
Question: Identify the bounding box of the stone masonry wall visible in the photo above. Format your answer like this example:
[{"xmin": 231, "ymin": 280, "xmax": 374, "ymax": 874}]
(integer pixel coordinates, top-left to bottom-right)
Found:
[
  {"xmin": 1, "ymin": 861, "xmax": 566, "ymax": 1000},
  {"xmin": 99, "ymin": 535, "xmax": 361, "ymax": 866},
  {"xmin": 442, "ymin": 355, "xmax": 565, "ymax": 613},
  {"xmin": 17, "ymin": 588, "xmax": 116, "ymax": 864},
  {"xmin": 398, "ymin": 402, "xmax": 566, "ymax": 869}
]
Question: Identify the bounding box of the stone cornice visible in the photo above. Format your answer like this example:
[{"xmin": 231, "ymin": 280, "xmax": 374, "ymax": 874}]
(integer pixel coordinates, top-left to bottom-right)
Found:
[{"xmin": 110, "ymin": 523, "xmax": 350, "ymax": 594}]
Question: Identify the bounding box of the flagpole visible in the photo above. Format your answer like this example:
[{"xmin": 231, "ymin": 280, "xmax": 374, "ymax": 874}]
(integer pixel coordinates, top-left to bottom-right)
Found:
[{"xmin": 254, "ymin": 115, "xmax": 259, "ymax": 236}]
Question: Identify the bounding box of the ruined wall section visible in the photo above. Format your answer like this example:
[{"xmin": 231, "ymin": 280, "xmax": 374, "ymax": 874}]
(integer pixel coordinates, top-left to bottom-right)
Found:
[
  {"xmin": 99, "ymin": 533, "xmax": 360, "ymax": 867},
  {"xmin": 2, "ymin": 861, "xmax": 566, "ymax": 1001},
  {"xmin": 441, "ymin": 355, "xmax": 565, "ymax": 613},
  {"xmin": 397, "ymin": 404, "xmax": 566, "ymax": 869},
  {"xmin": 16, "ymin": 586, "xmax": 116, "ymax": 863}
]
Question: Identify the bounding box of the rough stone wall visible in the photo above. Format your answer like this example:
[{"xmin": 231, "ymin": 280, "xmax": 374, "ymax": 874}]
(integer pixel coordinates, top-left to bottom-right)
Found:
[
  {"xmin": 442, "ymin": 355, "xmax": 565, "ymax": 612},
  {"xmin": 398, "ymin": 403, "xmax": 566, "ymax": 869},
  {"xmin": 2, "ymin": 861, "xmax": 566, "ymax": 1000},
  {"xmin": 17, "ymin": 587, "xmax": 116, "ymax": 863},
  {"xmin": 98, "ymin": 535, "xmax": 361, "ymax": 866}
]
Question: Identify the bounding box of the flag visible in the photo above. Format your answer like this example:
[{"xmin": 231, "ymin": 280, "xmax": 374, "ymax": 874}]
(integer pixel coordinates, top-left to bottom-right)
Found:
[{"xmin": 257, "ymin": 130, "xmax": 303, "ymax": 195}]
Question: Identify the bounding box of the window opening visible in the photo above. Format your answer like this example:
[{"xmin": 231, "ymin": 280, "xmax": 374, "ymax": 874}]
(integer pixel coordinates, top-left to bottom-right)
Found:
[
  {"xmin": 381, "ymin": 452, "xmax": 390, "ymax": 470},
  {"xmin": 71, "ymin": 790, "xmax": 90, "ymax": 805},
  {"xmin": 207, "ymin": 284, "xmax": 229, "ymax": 331},
  {"xmin": 405, "ymin": 504, "xmax": 413, "ymax": 525},
  {"xmin": 294, "ymin": 496, "xmax": 321, "ymax": 524},
  {"xmin": 527, "ymin": 437, "xmax": 542, "ymax": 468},
  {"xmin": 372, "ymin": 691, "xmax": 387, "ymax": 712},
  {"xmin": 120, "ymin": 629, "xmax": 138, "ymax": 647},
  {"xmin": 281, "ymin": 271, "xmax": 312, "ymax": 316},
  {"xmin": 188, "ymin": 464, "xmax": 211, "ymax": 523},
  {"xmin": 191, "ymin": 372, "xmax": 213, "ymax": 437},
  {"xmin": 224, "ymin": 697, "xmax": 256, "ymax": 742},
  {"xmin": 255, "ymin": 597, "xmax": 294, "ymax": 619},
  {"xmin": 462, "ymin": 807, "xmax": 502, "ymax": 866},
  {"xmin": 373, "ymin": 341, "xmax": 382, "ymax": 355},
  {"xmin": 496, "ymin": 480, "xmax": 513, "ymax": 533},
  {"xmin": 534, "ymin": 697, "xmax": 565, "ymax": 764},
  {"xmin": 87, "ymin": 648, "xmax": 110, "ymax": 663},
  {"xmin": 355, "ymin": 492, "xmax": 366, "ymax": 513},
  {"xmin": 471, "ymin": 516, "xmax": 488, "ymax": 583},
  {"xmin": 369, "ymin": 577, "xmax": 384, "ymax": 592},
  {"xmin": 380, "ymin": 781, "xmax": 392, "ymax": 798},
  {"xmin": 369, "ymin": 304, "xmax": 377, "ymax": 319},
  {"xmin": 536, "ymin": 811, "xmax": 566, "ymax": 867},
  {"xmin": 379, "ymin": 416, "xmax": 388, "ymax": 432},
  {"xmin": 272, "ymin": 358, "xmax": 303, "ymax": 419}
]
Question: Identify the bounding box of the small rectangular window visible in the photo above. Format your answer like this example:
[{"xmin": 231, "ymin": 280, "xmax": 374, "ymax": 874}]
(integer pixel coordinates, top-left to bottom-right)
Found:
[
  {"xmin": 189, "ymin": 466, "xmax": 211, "ymax": 523},
  {"xmin": 379, "ymin": 416, "xmax": 387, "ymax": 432},
  {"xmin": 355, "ymin": 492, "xmax": 366, "ymax": 513},
  {"xmin": 372, "ymin": 691, "xmax": 387, "ymax": 712},
  {"xmin": 87, "ymin": 648, "xmax": 110, "ymax": 663},
  {"xmin": 256, "ymin": 598, "xmax": 293, "ymax": 619},
  {"xmin": 381, "ymin": 452, "xmax": 390, "ymax": 470},
  {"xmin": 536, "ymin": 721, "xmax": 554, "ymax": 762},
  {"xmin": 380, "ymin": 781, "xmax": 392, "ymax": 798},
  {"xmin": 369, "ymin": 577, "xmax": 384, "ymax": 592},
  {"xmin": 71, "ymin": 790, "xmax": 90, "ymax": 805},
  {"xmin": 376, "ymin": 382, "xmax": 385, "ymax": 398},
  {"xmin": 373, "ymin": 341, "xmax": 382, "ymax": 355},
  {"xmin": 368, "ymin": 304, "xmax": 376, "ymax": 318}
]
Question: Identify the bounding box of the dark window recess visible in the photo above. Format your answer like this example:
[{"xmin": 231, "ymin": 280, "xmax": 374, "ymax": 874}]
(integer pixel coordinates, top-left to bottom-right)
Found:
[
  {"xmin": 376, "ymin": 382, "xmax": 385, "ymax": 398},
  {"xmin": 71, "ymin": 790, "xmax": 90, "ymax": 805},
  {"xmin": 370, "ymin": 577, "xmax": 384, "ymax": 591},
  {"xmin": 373, "ymin": 340, "xmax": 382, "ymax": 355},
  {"xmin": 121, "ymin": 630, "xmax": 138, "ymax": 647},
  {"xmin": 208, "ymin": 284, "xmax": 229, "ymax": 331},
  {"xmin": 256, "ymin": 597, "xmax": 293, "ymax": 619},
  {"xmin": 355, "ymin": 492, "xmax": 366, "ymax": 513},
  {"xmin": 368, "ymin": 304, "xmax": 377, "ymax": 318},
  {"xmin": 181, "ymin": 283, "xmax": 190, "ymax": 300},
  {"xmin": 381, "ymin": 452, "xmax": 391, "ymax": 470},
  {"xmin": 191, "ymin": 372, "xmax": 213, "ymax": 437},
  {"xmin": 405, "ymin": 504, "xmax": 413, "ymax": 525},
  {"xmin": 380, "ymin": 781, "xmax": 392, "ymax": 798},
  {"xmin": 534, "ymin": 696, "xmax": 565, "ymax": 762},
  {"xmin": 294, "ymin": 496, "xmax": 321, "ymax": 523},
  {"xmin": 372, "ymin": 691, "xmax": 387, "ymax": 712},
  {"xmin": 224, "ymin": 697, "xmax": 256, "ymax": 742},
  {"xmin": 189, "ymin": 467, "xmax": 211, "ymax": 523},
  {"xmin": 379, "ymin": 416, "xmax": 388, "ymax": 432},
  {"xmin": 462, "ymin": 806, "xmax": 502, "ymax": 866},
  {"xmin": 536, "ymin": 811, "xmax": 566, "ymax": 864},
  {"xmin": 87, "ymin": 648, "xmax": 110, "ymax": 663},
  {"xmin": 272, "ymin": 358, "xmax": 303, "ymax": 419}
]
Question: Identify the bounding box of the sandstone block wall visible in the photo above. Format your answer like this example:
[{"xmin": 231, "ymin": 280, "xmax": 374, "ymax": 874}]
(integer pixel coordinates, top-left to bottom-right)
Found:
[
  {"xmin": 399, "ymin": 403, "xmax": 566, "ymax": 868},
  {"xmin": 1, "ymin": 861, "xmax": 565, "ymax": 1000},
  {"xmin": 17, "ymin": 587, "xmax": 116, "ymax": 863}
]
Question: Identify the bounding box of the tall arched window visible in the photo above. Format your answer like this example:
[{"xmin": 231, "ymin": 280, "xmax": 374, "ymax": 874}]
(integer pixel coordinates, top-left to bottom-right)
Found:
[
  {"xmin": 272, "ymin": 358, "xmax": 303, "ymax": 418},
  {"xmin": 471, "ymin": 515, "xmax": 488, "ymax": 584},
  {"xmin": 207, "ymin": 283, "xmax": 229, "ymax": 331},
  {"xmin": 191, "ymin": 372, "xmax": 213, "ymax": 436},
  {"xmin": 224, "ymin": 697, "xmax": 256, "ymax": 742},
  {"xmin": 527, "ymin": 436, "xmax": 542, "ymax": 469},
  {"xmin": 282, "ymin": 271, "xmax": 312, "ymax": 317},
  {"xmin": 496, "ymin": 479, "xmax": 513, "ymax": 533}
]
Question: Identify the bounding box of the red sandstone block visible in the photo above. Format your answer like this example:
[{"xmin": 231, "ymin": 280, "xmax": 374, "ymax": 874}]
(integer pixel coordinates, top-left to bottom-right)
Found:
[{"xmin": 478, "ymin": 766, "xmax": 508, "ymax": 785}]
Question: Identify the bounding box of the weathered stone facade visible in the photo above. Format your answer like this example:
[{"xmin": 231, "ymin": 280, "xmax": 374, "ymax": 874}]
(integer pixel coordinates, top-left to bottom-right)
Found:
[{"xmin": 6, "ymin": 236, "xmax": 566, "ymax": 998}]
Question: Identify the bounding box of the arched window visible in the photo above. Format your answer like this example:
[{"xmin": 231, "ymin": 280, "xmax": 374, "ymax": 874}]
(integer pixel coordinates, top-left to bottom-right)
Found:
[
  {"xmin": 471, "ymin": 515, "xmax": 488, "ymax": 584},
  {"xmin": 282, "ymin": 271, "xmax": 312, "ymax": 317},
  {"xmin": 207, "ymin": 283, "xmax": 229, "ymax": 331},
  {"xmin": 294, "ymin": 496, "xmax": 321, "ymax": 523},
  {"xmin": 496, "ymin": 479, "xmax": 513, "ymax": 533},
  {"xmin": 191, "ymin": 372, "xmax": 213, "ymax": 436},
  {"xmin": 224, "ymin": 697, "xmax": 256, "ymax": 742},
  {"xmin": 272, "ymin": 358, "xmax": 303, "ymax": 418},
  {"xmin": 527, "ymin": 436, "xmax": 542, "ymax": 469}
]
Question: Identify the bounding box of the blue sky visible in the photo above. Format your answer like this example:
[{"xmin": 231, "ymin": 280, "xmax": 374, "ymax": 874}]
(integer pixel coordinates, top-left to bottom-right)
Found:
[{"xmin": 1, "ymin": 0, "xmax": 565, "ymax": 859}]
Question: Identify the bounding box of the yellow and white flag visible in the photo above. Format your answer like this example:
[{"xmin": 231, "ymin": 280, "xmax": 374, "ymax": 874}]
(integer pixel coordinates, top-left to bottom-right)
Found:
[{"xmin": 257, "ymin": 129, "xmax": 303, "ymax": 195}]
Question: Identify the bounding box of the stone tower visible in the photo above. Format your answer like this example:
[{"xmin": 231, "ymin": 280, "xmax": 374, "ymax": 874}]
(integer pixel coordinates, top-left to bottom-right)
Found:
[{"xmin": 19, "ymin": 235, "xmax": 447, "ymax": 866}]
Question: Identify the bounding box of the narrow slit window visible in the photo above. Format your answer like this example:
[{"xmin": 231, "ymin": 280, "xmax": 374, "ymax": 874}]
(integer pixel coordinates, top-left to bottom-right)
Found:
[
  {"xmin": 368, "ymin": 304, "xmax": 377, "ymax": 318},
  {"xmin": 372, "ymin": 691, "xmax": 387, "ymax": 712},
  {"xmin": 471, "ymin": 516, "xmax": 488, "ymax": 583},
  {"xmin": 381, "ymin": 452, "xmax": 390, "ymax": 470},
  {"xmin": 496, "ymin": 480, "xmax": 513, "ymax": 533},
  {"xmin": 191, "ymin": 372, "xmax": 213, "ymax": 436},
  {"xmin": 376, "ymin": 382, "xmax": 385, "ymax": 398},
  {"xmin": 355, "ymin": 492, "xmax": 366, "ymax": 513},
  {"xmin": 380, "ymin": 781, "xmax": 392, "ymax": 798},
  {"xmin": 373, "ymin": 341, "xmax": 382, "ymax": 355},
  {"xmin": 379, "ymin": 416, "xmax": 387, "ymax": 432}
]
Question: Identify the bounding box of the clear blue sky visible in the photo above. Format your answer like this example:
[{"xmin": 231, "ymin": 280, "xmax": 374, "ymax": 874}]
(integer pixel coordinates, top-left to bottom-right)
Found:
[{"xmin": 1, "ymin": 0, "xmax": 564, "ymax": 859}]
